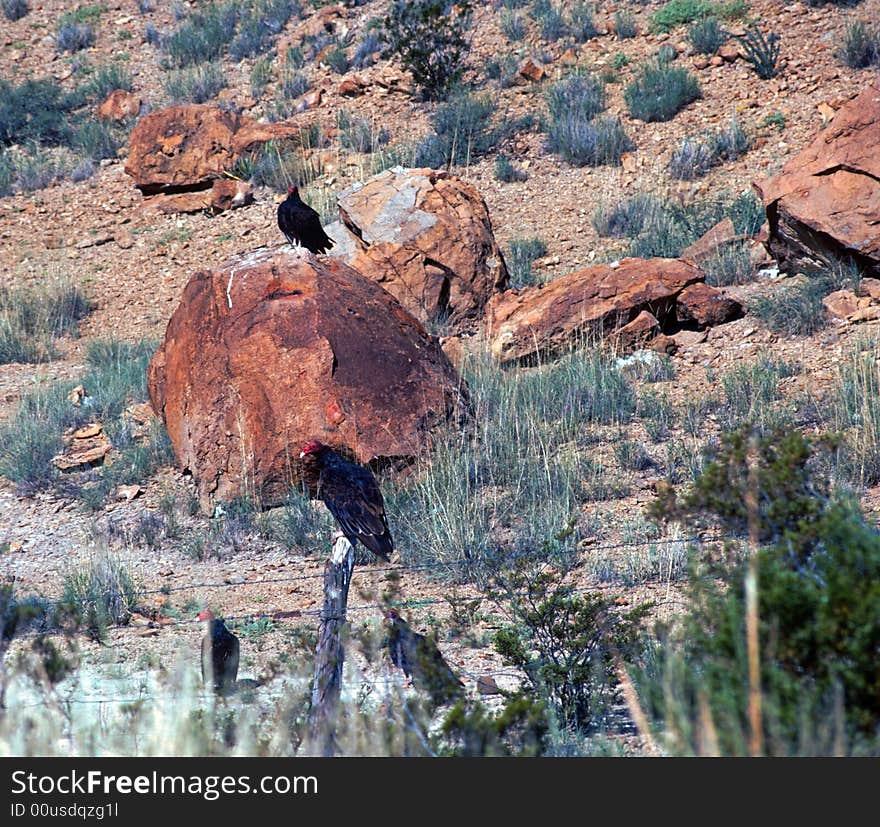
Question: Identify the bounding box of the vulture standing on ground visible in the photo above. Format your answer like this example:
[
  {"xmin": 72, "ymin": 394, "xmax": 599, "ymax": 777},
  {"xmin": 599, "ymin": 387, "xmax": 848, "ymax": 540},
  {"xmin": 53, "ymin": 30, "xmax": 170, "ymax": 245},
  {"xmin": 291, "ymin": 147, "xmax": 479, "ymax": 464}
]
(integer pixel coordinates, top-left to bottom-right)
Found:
[
  {"xmin": 383, "ymin": 608, "xmax": 465, "ymax": 705},
  {"xmin": 199, "ymin": 610, "xmax": 240, "ymax": 694},
  {"xmin": 277, "ymin": 184, "xmax": 335, "ymax": 254},
  {"xmin": 299, "ymin": 440, "xmax": 394, "ymax": 561}
]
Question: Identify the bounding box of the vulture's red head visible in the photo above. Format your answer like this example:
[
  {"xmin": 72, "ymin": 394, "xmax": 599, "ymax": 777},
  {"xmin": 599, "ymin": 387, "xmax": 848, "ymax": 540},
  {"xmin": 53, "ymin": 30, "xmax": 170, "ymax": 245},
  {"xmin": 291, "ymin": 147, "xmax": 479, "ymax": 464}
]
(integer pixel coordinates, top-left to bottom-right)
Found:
[
  {"xmin": 197, "ymin": 610, "xmax": 214, "ymax": 621},
  {"xmin": 287, "ymin": 184, "xmax": 299, "ymax": 196},
  {"xmin": 299, "ymin": 440, "xmax": 326, "ymax": 460},
  {"xmin": 383, "ymin": 608, "xmax": 401, "ymax": 622}
]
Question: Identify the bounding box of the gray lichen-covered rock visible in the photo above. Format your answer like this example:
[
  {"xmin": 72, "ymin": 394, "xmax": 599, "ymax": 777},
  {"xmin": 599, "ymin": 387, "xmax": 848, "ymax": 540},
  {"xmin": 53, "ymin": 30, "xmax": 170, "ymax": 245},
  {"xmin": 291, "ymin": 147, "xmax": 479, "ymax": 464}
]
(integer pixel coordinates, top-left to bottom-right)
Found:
[{"xmin": 329, "ymin": 167, "xmax": 509, "ymax": 332}]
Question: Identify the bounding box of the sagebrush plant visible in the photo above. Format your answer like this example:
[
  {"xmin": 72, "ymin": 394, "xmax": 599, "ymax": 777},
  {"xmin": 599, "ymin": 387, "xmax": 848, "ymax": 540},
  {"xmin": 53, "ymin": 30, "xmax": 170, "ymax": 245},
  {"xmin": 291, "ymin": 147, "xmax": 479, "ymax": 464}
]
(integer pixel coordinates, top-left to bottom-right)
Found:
[
  {"xmin": 827, "ymin": 344, "xmax": 880, "ymax": 486},
  {"xmin": 688, "ymin": 16, "xmax": 726, "ymax": 53},
  {"xmin": 494, "ymin": 153, "xmax": 527, "ymax": 183},
  {"xmin": 387, "ymin": 346, "xmax": 636, "ymax": 579},
  {"xmin": 383, "ymin": 0, "xmax": 472, "ymax": 100},
  {"xmin": 0, "ymin": 278, "xmax": 93, "ymax": 365},
  {"xmin": 614, "ymin": 10, "xmax": 637, "ymax": 39},
  {"xmin": 414, "ymin": 92, "xmax": 512, "ymax": 168},
  {"xmin": 836, "ymin": 20, "xmax": 880, "ymax": 69},
  {"xmin": 1, "ymin": 0, "xmax": 28, "ymax": 20},
  {"xmin": 645, "ymin": 427, "xmax": 880, "ymax": 753},
  {"xmin": 625, "ymin": 60, "xmax": 701, "ymax": 122},
  {"xmin": 61, "ymin": 546, "xmax": 139, "ymax": 640},
  {"xmin": 507, "ymin": 237, "xmax": 547, "ymax": 287},
  {"xmin": 544, "ymin": 74, "xmax": 634, "ymax": 166},
  {"xmin": 336, "ymin": 110, "xmax": 390, "ymax": 154},
  {"xmin": 164, "ymin": 63, "xmax": 227, "ymax": 104}
]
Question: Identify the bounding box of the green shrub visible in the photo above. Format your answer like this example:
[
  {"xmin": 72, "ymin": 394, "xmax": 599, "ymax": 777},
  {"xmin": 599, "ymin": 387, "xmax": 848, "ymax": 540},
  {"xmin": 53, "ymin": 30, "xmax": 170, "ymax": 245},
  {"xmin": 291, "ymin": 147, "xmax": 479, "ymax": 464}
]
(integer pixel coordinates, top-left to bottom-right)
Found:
[
  {"xmin": 250, "ymin": 55, "xmax": 273, "ymax": 97},
  {"xmin": 324, "ymin": 44, "xmax": 350, "ymax": 74},
  {"xmin": 0, "ymin": 278, "xmax": 92, "ymax": 365},
  {"xmin": 538, "ymin": 4, "xmax": 567, "ymax": 41},
  {"xmin": 62, "ymin": 548, "xmax": 139, "ymax": 640},
  {"xmin": 336, "ymin": 110, "xmax": 390, "ymax": 154},
  {"xmin": 164, "ymin": 63, "xmax": 227, "ymax": 103},
  {"xmin": 491, "ymin": 561, "xmax": 650, "ymax": 733},
  {"xmin": 79, "ymin": 63, "xmax": 133, "ymax": 101},
  {"xmin": 592, "ymin": 193, "xmax": 655, "ymax": 238},
  {"xmin": 507, "ymin": 237, "xmax": 547, "ymax": 287},
  {"xmin": 414, "ymin": 92, "xmax": 505, "ymax": 167},
  {"xmin": 688, "ymin": 16, "xmax": 726, "ymax": 53},
  {"xmin": 383, "ymin": 0, "xmax": 472, "ymax": 100},
  {"xmin": 56, "ymin": 21, "xmax": 95, "ymax": 53},
  {"xmin": 544, "ymin": 74, "xmax": 634, "ymax": 166},
  {"xmin": 494, "ymin": 153, "xmax": 527, "ymax": 183},
  {"xmin": 162, "ymin": 2, "xmax": 239, "ymax": 67},
  {"xmin": 750, "ymin": 277, "xmax": 830, "ymax": 336},
  {"xmin": 0, "ymin": 78, "xmax": 77, "ymax": 147},
  {"xmin": 500, "ymin": 9, "xmax": 526, "ymax": 41},
  {"xmin": 614, "ymin": 10, "xmax": 636, "ymax": 39},
  {"xmin": 73, "ymin": 120, "xmax": 124, "ymax": 160},
  {"xmin": 651, "ymin": 0, "xmax": 748, "ymax": 33},
  {"xmin": 702, "ymin": 241, "xmax": 753, "ymax": 287},
  {"xmin": 625, "ymin": 60, "xmax": 701, "ymax": 122},
  {"xmin": 836, "ymin": 20, "xmax": 880, "ymax": 69},
  {"xmin": 647, "ymin": 427, "xmax": 880, "ymax": 751},
  {"xmin": 1, "ymin": 0, "xmax": 28, "ymax": 21},
  {"xmin": 569, "ymin": 1, "xmax": 597, "ymax": 43}
]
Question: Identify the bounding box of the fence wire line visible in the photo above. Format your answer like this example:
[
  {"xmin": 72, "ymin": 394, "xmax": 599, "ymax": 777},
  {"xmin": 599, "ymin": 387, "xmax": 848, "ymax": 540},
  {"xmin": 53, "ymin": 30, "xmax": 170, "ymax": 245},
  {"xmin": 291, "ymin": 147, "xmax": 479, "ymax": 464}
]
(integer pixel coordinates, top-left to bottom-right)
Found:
[
  {"xmin": 9, "ymin": 600, "xmax": 688, "ymax": 712},
  {"xmin": 19, "ymin": 532, "xmax": 729, "ymax": 606}
]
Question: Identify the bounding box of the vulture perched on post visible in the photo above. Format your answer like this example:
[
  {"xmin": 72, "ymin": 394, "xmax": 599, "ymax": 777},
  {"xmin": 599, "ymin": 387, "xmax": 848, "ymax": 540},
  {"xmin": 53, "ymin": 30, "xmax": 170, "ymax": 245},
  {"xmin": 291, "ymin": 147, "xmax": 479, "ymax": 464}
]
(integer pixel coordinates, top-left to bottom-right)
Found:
[
  {"xmin": 383, "ymin": 608, "xmax": 464, "ymax": 705},
  {"xmin": 277, "ymin": 184, "xmax": 335, "ymax": 254},
  {"xmin": 299, "ymin": 440, "xmax": 394, "ymax": 561},
  {"xmin": 199, "ymin": 610, "xmax": 239, "ymax": 695}
]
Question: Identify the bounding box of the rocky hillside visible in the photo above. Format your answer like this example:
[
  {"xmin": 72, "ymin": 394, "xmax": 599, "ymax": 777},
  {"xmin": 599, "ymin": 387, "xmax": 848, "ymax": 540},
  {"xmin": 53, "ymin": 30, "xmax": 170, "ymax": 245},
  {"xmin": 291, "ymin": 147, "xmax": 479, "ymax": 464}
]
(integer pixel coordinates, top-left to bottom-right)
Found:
[{"xmin": 1, "ymin": 0, "xmax": 879, "ymax": 756}]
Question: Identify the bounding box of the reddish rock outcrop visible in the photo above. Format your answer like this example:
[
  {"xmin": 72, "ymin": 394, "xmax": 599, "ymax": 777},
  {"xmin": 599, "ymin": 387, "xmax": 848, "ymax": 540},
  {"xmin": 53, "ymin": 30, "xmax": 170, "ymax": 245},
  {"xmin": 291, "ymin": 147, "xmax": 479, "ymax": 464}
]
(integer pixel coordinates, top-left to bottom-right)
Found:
[
  {"xmin": 97, "ymin": 89, "xmax": 141, "ymax": 121},
  {"xmin": 676, "ymin": 282, "xmax": 743, "ymax": 327},
  {"xmin": 125, "ymin": 104, "xmax": 241, "ymax": 194},
  {"xmin": 147, "ymin": 250, "xmax": 465, "ymax": 509},
  {"xmin": 125, "ymin": 104, "xmax": 318, "ymax": 213},
  {"xmin": 485, "ymin": 258, "xmax": 703, "ymax": 365},
  {"xmin": 328, "ymin": 168, "xmax": 508, "ymax": 333},
  {"xmin": 754, "ymin": 82, "xmax": 880, "ymax": 276}
]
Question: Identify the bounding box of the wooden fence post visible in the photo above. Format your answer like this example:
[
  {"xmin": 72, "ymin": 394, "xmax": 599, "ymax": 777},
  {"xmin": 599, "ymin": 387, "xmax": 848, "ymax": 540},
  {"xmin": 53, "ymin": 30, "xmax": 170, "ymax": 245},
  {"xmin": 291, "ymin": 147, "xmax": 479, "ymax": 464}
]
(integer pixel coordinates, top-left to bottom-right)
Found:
[{"xmin": 309, "ymin": 534, "xmax": 355, "ymax": 756}]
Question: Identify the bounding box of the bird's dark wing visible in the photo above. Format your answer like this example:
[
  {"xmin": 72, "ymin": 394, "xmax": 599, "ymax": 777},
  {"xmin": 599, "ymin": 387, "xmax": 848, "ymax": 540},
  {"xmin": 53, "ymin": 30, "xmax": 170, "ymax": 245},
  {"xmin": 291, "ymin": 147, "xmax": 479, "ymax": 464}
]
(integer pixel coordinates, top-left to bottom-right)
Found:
[
  {"xmin": 320, "ymin": 461, "xmax": 393, "ymax": 560},
  {"xmin": 413, "ymin": 635, "xmax": 464, "ymax": 704},
  {"xmin": 224, "ymin": 632, "xmax": 240, "ymax": 687},
  {"xmin": 277, "ymin": 200, "xmax": 300, "ymax": 245}
]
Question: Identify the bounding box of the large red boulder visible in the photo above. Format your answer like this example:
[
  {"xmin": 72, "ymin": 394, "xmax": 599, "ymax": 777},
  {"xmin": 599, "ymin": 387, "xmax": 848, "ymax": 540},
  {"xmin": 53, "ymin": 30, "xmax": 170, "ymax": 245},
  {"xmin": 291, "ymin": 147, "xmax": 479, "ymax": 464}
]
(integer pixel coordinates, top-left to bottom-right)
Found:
[
  {"xmin": 125, "ymin": 104, "xmax": 241, "ymax": 194},
  {"xmin": 327, "ymin": 168, "xmax": 509, "ymax": 333},
  {"xmin": 486, "ymin": 258, "xmax": 703, "ymax": 365},
  {"xmin": 147, "ymin": 250, "xmax": 465, "ymax": 509},
  {"xmin": 754, "ymin": 82, "xmax": 880, "ymax": 276}
]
